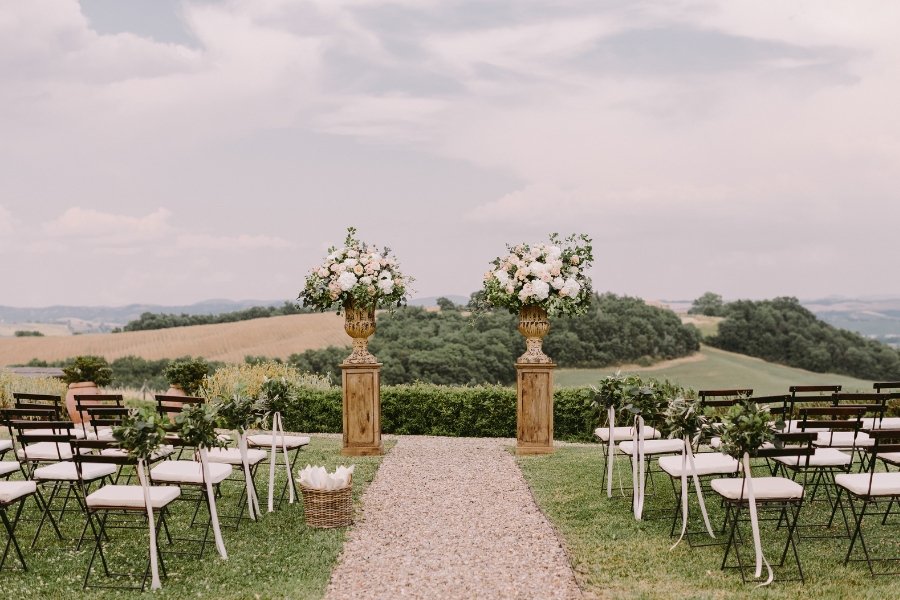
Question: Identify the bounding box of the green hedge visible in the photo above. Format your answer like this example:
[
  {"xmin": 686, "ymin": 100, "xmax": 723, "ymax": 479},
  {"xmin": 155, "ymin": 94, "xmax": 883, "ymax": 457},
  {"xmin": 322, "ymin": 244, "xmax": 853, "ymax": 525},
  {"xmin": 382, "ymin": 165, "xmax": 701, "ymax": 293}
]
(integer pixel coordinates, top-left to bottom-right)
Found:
[{"xmin": 278, "ymin": 383, "xmax": 599, "ymax": 443}]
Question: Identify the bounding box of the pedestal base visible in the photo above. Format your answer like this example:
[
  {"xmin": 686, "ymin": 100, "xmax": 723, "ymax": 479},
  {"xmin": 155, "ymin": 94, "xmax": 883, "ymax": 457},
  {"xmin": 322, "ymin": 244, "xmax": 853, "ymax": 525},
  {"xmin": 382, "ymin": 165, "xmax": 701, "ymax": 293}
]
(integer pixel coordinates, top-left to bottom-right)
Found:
[
  {"xmin": 515, "ymin": 363, "xmax": 556, "ymax": 456},
  {"xmin": 340, "ymin": 363, "xmax": 384, "ymax": 457}
]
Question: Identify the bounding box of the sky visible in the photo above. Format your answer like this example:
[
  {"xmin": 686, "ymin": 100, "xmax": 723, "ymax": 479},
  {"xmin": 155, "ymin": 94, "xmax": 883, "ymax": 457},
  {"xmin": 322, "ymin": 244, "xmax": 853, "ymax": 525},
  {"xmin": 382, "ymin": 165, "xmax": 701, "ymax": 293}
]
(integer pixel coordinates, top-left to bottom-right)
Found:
[{"xmin": 1, "ymin": 0, "xmax": 898, "ymax": 308}]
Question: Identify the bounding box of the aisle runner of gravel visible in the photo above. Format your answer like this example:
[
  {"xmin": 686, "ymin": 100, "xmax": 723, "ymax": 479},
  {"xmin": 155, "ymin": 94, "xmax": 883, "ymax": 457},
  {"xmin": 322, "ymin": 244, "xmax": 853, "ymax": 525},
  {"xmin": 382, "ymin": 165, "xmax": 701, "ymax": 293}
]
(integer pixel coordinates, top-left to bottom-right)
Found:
[{"xmin": 326, "ymin": 436, "xmax": 580, "ymax": 599}]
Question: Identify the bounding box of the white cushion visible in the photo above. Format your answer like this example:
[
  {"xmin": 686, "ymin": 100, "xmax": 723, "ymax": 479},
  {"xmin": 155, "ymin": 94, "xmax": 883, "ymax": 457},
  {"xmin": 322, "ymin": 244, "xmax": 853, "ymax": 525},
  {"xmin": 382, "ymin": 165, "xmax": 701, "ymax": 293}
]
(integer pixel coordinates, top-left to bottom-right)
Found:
[
  {"xmin": 835, "ymin": 472, "xmax": 900, "ymax": 497},
  {"xmin": 0, "ymin": 462, "xmax": 21, "ymax": 477},
  {"xmin": 783, "ymin": 420, "xmax": 827, "ymax": 433},
  {"xmin": 28, "ymin": 427, "xmax": 85, "ymax": 440},
  {"xmin": 0, "ymin": 440, "xmax": 12, "ymax": 452},
  {"xmin": 84, "ymin": 428, "xmax": 114, "ymax": 441},
  {"xmin": 100, "ymin": 445, "xmax": 174, "ymax": 460},
  {"xmin": 658, "ymin": 452, "xmax": 739, "ymax": 477},
  {"xmin": 773, "ymin": 448, "xmax": 852, "ymax": 467},
  {"xmin": 0, "ymin": 481, "xmax": 37, "ymax": 503},
  {"xmin": 247, "ymin": 435, "xmax": 310, "ymax": 449},
  {"xmin": 205, "ymin": 448, "xmax": 267, "ymax": 466},
  {"xmin": 814, "ymin": 431, "xmax": 873, "ymax": 447},
  {"xmin": 878, "ymin": 452, "xmax": 900, "ymax": 465},
  {"xmin": 33, "ymin": 461, "xmax": 116, "ymax": 482},
  {"xmin": 711, "ymin": 477, "xmax": 804, "ymax": 501},
  {"xmin": 86, "ymin": 485, "xmax": 181, "ymax": 509},
  {"xmin": 618, "ymin": 439, "xmax": 684, "ymax": 456},
  {"xmin": 17, "ymin": 442, "xmax": 74, "ymax": 461},
  {"xmin": 150, "ymin": 461, "xmax": 232, "ymax": 485},
  {"xmin": 861, "ymin": 418, "xmax": 900, "ymax": 430},
  {"xmin": 594, "ymin": 426, "xmax": 661, "ymax": 442}
]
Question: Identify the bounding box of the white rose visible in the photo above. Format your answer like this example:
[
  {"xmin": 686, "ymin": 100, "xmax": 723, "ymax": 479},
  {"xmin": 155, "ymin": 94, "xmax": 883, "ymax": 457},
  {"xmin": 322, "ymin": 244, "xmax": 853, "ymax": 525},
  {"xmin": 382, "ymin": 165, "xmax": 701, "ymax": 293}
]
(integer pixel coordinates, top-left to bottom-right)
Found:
[
  {"xmin": 377, "ymin": 278, "xmax": 394, "ymax": 294},
  {"xmin": 379, "ymin": 270, "xmax": 391, "ymax": 280},
  {"xmin": 337, "ymin": 271, "xmax": 357, "ymax": 291},
  {"xmin": 530, "ymin": 261, "xmax": 546, "ymax": 274},
  {"xmin": 317, "ymin": 267, "xmax": 329, "ymax": 277},
  {"xmin": 494, "ymin": 270, "xmax": 510, "ymax": 285},
  {"xmin": 547, "ymin": 246, "xmax": 562, "ymax": 259},
  {"xmin": 530, "ymin": 246, "xmax": 542, "ymax": 258},
  {"xmin": 505, "ymin": 284, "xmax": 515, "ymax": 294},
  {"xmin": 551, "ymin": 277, "xmax": 565, "ymax": 290},
  {"xmin": 360, "ymin": 276, "xmax": 372, "ymax": 285},
  {"xmin": 347, "ymin": 249, "xmax": 358, "ymax": 258},
  {"xmin": 568, "ymin": 266, "xmax": 579, "ymax": 274},
  {"xmin": 344, "ymin": 258, "xmax": 358, "ymax": 267},
  {"xmin": 330, "ymin": 263, "xmax": 341, "ymax": 273},
  {"xmin": 532, "ymin": 279, "xmax": 550, "ymax": 300}
]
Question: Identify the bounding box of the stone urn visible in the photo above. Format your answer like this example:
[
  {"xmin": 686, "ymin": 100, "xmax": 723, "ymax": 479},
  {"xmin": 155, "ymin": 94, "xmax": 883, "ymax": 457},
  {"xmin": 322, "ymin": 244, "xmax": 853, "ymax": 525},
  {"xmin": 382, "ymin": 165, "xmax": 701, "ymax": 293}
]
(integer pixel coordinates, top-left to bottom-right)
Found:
[
  {"xmin": 517, "ymin": 305, "xmax": 552, "ymax": 364},
  {"xmin": 66, "ymin": 381, "xmax": 100, "ymax": 423},
  {"xmin": 343, "ymin": 303, "xmax": 377, "ymax": 364}
]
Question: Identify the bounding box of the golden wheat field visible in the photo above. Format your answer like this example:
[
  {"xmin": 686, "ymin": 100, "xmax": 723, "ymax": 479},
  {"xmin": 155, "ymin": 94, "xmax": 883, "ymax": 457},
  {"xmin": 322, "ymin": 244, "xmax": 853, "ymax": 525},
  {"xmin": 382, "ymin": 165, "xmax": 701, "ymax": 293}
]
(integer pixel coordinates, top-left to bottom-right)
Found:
[{"xmin": 0, "ymin": 313, "xmax": 349, "ymax": 366}]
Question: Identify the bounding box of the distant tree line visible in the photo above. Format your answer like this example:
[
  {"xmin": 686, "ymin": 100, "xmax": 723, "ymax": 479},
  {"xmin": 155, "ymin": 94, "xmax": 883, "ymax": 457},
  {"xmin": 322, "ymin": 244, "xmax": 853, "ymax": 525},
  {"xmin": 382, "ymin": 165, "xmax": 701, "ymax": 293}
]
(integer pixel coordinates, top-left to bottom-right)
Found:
[
  {"xmin": 14, "ymin": 330, "xmax": 44, "ymax": 337},
  {"xmin": 115, "ymin": 302, "xmax": 312, "ymax": 332},
  {"xmin": 698, "ymin": 294, "xmax": 900, "ymax": 380},
  {"xmin": 279, "ymin": 293, "xmax": 701, "ymax": 386}
]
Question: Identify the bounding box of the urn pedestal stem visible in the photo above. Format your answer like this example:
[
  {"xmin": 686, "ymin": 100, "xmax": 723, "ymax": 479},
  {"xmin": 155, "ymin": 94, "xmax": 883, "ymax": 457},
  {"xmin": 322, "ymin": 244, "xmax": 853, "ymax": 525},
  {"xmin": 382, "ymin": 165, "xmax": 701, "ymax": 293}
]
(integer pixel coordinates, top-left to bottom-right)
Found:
[
  {"xmin": 340, "ymin": 304, "xmax": 383, "ymax": 456},
  {"xmin": 516, "ymin": 305, "xmax": 554, "ymax": 455}
]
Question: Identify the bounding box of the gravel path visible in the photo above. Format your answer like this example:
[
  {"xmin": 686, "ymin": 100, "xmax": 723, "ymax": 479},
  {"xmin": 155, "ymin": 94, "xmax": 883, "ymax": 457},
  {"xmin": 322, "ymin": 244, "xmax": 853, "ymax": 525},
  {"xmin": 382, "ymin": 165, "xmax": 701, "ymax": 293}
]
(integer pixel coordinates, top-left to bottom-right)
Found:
[{"xmin": 326, "ymin": 436, "xmax": 581, "ymax": 599}]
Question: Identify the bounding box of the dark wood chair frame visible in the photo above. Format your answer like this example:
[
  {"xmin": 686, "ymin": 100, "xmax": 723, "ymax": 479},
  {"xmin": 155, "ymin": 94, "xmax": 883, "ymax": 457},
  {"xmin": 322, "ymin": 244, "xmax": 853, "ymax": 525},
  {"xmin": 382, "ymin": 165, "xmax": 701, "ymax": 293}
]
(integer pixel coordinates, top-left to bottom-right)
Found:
[
  {"xmin": 717, "ymin": 432, "xmax": 816, "ymax": 585},
  {"xmin": 13, "ymin": 393, "xmax": 63, "ymax": 420},
  {"xmin": 833, "ymin": 429, "xmax": 900, "ymax": 577},
  {"xmin": 74, "ymin": 394, "xmax": 124, "ymax": 438},
  {"xmin": 0, "ymin": 481, "xmax": 37, "ymax": 572}
]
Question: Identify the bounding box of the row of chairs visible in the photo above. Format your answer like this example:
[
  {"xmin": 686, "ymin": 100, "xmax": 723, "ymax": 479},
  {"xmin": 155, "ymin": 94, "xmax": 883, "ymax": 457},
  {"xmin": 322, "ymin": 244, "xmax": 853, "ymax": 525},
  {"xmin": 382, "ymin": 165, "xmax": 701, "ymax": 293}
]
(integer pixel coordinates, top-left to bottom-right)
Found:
[
  {"xmin": 0, "ymin": 392, "xmax": 309, "ymax": 591},
  {"xmin": 595, "ymin": 381, "xmax": 900, "ymax": 582}
]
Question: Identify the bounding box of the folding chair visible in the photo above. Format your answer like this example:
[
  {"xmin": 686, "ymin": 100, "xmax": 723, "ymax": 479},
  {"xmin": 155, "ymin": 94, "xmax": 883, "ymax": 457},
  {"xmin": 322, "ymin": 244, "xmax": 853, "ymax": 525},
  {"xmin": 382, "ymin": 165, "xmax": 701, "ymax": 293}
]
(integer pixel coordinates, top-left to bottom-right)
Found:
[
  {"xmin": 834, "ymin": 429, "xmax": 900, "ymax": 577},
  {"xmin": 148, "ymin": 439, "xmax": 231, "ymax": 559},
  {"xmin": 73, "ymin": 440, "xmax": 181, "ymax": 591},
  {"xmin": 595, "ymin": 422, "xmax": 661, "ymax": 497},
  {"xmin": 205, "ymin": 445, "xmax": 267, "ymax": 529},
  {"xmin": 74, "ymin": 395, "xmax": 124, "ymax": 440},
  {"xmin": 712, "ymin": 432, "xmax": 815, "ymax": 584},
  {"xmin": 820, "ymin": 395, "xmax": 887, "ymax": 470},
  {"xmin": 247, "ymin": 432, "xmax": 308, "ymax": 510},
  {"xmin": 13, "ymin": 393, "xmax": 63, "ymax": 420},
  {"xmin": 862, "ymin": 384, "xmax": 900, "ymax": 429},
  {"xmin": 0, "ymin": 480, "xmax": 37, "ymax": 571}
]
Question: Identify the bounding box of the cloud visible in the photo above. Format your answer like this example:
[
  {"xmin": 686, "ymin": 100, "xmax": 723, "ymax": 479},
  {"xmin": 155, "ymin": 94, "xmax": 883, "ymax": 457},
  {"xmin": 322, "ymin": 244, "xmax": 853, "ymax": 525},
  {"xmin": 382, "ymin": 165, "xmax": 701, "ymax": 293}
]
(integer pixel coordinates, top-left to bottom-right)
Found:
[
  {"xmin": 43, "ymin": 207, "xmax": 172, "ymax": 244},
  {"xmin": 176, "ymin": 233, "xmax": 295, "ymax": 250},
  {"xmin": 0, "ymin": 205, "xmax": 13, "ymax": 234}
]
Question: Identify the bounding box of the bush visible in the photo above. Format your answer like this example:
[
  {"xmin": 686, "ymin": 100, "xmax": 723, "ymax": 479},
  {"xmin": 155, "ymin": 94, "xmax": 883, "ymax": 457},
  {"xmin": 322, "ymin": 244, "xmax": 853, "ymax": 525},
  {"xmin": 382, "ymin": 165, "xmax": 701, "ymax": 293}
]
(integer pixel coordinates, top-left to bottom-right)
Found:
[
  {"xmin": 164, "ymin": 358, "xmax": 212, "ymax": 396},
  {"xmin": 707, "ymin": 297, "xmax": 900, "ymax": 380},
  {"xmin": 202, "ymin": 361, "xmax": 331, "ymax": 401},
  {"xmin": 0, "ymin": 370, "xmax": 68, "ymax": 408},
  {"xmin": 61, "ymin": 355, "xmax": 113, "ymax": 387},
  {"xmin": 14, "ymin": 330, "xmax": 44, "ymax": 337}
]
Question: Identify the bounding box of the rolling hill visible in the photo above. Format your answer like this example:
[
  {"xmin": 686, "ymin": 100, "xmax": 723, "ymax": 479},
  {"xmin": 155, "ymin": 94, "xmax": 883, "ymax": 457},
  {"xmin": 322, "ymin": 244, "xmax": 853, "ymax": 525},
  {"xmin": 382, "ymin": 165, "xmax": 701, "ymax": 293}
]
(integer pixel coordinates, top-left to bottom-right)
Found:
[
  {"xmin": 555, "ymin": 345, "xmax": 875, "ymax": 395},
  {"xmin": 0, "ymin": 313, "xmax": 348, "ymax": 366}
]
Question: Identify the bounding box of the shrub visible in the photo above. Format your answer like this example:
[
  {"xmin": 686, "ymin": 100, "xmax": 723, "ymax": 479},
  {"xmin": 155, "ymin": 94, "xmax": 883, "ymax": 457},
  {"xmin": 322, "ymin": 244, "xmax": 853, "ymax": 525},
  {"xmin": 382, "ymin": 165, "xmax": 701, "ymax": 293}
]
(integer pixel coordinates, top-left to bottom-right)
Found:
[
  {"xmin": 61, "ymin": 355, "xmax": 113, "ymax": 387},
  {"xmin": 14, "ymin": 330, "xmax": 44, "ymax": 337},
  {"xmin": 164, "ymin": 358, "xmax": 211, "ymax": 396},
  {"xmin": 0, "ymin": 370, "xmax": 68, "ymax": 408},
  {"xmin": 202, "ymin": 361, "xmax": 330, "ymax": 401}
]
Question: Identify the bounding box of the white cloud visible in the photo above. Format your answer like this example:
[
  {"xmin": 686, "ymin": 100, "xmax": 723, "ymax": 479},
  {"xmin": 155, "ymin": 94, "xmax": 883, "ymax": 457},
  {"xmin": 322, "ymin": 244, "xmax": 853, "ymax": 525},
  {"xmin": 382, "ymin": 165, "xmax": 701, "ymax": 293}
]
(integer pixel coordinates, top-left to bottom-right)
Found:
[
  {"xmin": 43, "ymin": 207, "xmax": 172, "ymax": 244},
  {"xmin": 176, "ymin": 233, "xmax": 294, "ymax": 250}
]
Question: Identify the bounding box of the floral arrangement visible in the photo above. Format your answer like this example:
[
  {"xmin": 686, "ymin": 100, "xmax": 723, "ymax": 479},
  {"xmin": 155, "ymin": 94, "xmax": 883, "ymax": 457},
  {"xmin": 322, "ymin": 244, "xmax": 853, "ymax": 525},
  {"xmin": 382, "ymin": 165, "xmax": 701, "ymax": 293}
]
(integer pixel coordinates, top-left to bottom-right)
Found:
[
  {"xmin": 112, "ymin": 406, "xmax": 169, "ymax": 460},
  {"xmin": 663, "ymin": 398, "xmax": 710, "ymax": 446},
  {"xmin": 482, "ymin": 233, "xmax": 593, "ymax": 316},
  {"xmin": 299, "ymin": 227, "xmax": 413, "ymax": 313}
]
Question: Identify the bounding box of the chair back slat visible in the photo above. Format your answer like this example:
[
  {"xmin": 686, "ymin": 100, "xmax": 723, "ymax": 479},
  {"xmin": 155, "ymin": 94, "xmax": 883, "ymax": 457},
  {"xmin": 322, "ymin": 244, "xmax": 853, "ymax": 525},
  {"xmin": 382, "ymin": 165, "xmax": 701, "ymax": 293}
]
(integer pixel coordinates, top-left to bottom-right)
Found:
[
  {"xmin": 874, "ymin": 382, "xmax": 900, "ymax": 392},
  {"xmin": 699, "ymin": 389, "xmax": 752, "ymax": 399},
  {"xmin": 790, "ymin": 385, "xmax": 842, "ymax": 394},
  {"xmin": 72, "ymin": 440, "xmax": 135, "ymax": 466}
]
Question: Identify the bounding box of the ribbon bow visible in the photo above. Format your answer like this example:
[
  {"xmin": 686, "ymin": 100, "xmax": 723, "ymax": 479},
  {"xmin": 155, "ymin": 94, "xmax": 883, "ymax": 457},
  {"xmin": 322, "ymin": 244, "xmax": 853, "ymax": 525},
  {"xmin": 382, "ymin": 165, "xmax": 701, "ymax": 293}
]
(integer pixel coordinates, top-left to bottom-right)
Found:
[
  {"xmin": 199, "ymin": 448, "xmax": 228, "ymax": 560},
  {"xmin": 267, "ymin": 412, "xmax": 296, "ymax": 512},
  {"xmin": 136, "ymin": 459, "xmax": 162, "ymax": 590},
  {"xmin": 238, "ymin": 432, "xmax": 262, "ymax": 520},
  {"xmin": 743, "ymin": 452, "xmax": 773, "ymax": 587},
  {"xmin": 669, "ymin": 435, "xmax": 715, "ymax": 550}
]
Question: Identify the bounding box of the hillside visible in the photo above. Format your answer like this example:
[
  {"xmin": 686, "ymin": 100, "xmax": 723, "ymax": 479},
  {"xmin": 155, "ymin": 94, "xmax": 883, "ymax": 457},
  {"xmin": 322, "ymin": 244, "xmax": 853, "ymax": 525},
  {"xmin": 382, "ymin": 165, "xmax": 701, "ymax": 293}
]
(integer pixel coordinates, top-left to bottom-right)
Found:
[
  {"xmin": 0, "ymin": 313, "xmax": 348, "ymax": 366},
  {"xmin": 555, "ymin": 345, "xmax": 874, "ymax": 395}
]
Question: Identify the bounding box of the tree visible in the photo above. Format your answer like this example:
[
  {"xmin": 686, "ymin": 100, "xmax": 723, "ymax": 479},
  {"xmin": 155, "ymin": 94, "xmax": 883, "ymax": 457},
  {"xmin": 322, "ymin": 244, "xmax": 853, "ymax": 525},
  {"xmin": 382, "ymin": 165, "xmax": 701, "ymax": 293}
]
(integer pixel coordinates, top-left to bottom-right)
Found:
[{"xmin": 689, "ymin": 292, "xmax": 725, "ymax": 316}]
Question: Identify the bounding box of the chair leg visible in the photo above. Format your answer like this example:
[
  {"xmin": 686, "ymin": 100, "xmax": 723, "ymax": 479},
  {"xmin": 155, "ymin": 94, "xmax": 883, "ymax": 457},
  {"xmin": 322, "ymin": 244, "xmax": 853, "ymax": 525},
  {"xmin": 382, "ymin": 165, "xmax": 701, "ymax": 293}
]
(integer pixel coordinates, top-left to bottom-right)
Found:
[{"xmin": 0, "ymin": 500, "xmax": 29, "ymax": 571}]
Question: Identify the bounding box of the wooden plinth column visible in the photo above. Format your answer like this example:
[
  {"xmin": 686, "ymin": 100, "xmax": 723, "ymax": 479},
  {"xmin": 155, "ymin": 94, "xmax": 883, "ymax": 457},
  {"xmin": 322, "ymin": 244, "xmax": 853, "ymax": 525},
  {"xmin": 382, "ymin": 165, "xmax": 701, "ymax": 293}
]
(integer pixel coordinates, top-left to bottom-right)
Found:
[
  {"xmin": 515, "ymin": 363, "xmax": 556, "ymax": 455},
  {"xmin": 340, "ymin": 363, "xmax": 384, "ymax": 457}
]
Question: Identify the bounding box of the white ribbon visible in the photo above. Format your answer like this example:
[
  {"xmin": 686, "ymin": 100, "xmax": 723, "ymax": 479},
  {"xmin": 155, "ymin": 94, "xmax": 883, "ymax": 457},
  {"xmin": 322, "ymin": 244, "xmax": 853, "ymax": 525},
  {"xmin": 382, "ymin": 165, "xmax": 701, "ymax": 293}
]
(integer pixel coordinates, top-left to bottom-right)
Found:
[
  {"xmin": 136, "ymin": 459, "xmax": 161, "ymax": 590},
  {"xmin": 607, "ymin": 407, "xmax": 616, "ymax": 498},
  {"xmin": 238, "ymin": 432, "xmax": 261, "ymax": 520},
  {"xmin": 267, "ymin": 412, "xmax": 295, "ymax": 512},
  {"xmin": 742, "ymin": 452, "xmax": 773, "ymax": 587},
  {"xmin": 670, "ymin": 435, "xmax": 715, "ymax": 550},
  {"xmin": 198, "ymin": 448, "xmax": 227, "ymax": 560},
  {"xmin": 632, "ymin": 416, "xmax": 646, "ymax": 520}
]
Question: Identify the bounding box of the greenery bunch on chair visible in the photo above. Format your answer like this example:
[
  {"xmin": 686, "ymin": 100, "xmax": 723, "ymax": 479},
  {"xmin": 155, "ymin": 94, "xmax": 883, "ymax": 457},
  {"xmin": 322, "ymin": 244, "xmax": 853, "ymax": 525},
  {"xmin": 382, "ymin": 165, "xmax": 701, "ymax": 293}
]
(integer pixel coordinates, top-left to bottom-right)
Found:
[
  {"xmin": 62, "ymin": 355, "xmax": 114, "ymax": 387},
  {"xmin": 173, "ymin": 403, "xmax": 227, "ymax": 451},
  {"xmin": 259, "ymin": 377, "xmax": 293, "ymax": 415},
  {"xmin": 590, "ymin": 371, "xmax": 639, "ymax": 423},
  {"xmin": 622, "ymin": 380, "xmax": 668, "ymax": 424},
  {"xmin": 211, "ymin": 386, "xmax": 270, "ymax": 433},
  {"xmin": 663, "ymin": 397, "xmax": 710, "ymax": 446},
  {"xmin": 112, "ymin": 406, "xmax": 169, "ymax": 460},
  {"xmin": 717, "ymin": 399, "xmax": 784, "ymax": 460}
]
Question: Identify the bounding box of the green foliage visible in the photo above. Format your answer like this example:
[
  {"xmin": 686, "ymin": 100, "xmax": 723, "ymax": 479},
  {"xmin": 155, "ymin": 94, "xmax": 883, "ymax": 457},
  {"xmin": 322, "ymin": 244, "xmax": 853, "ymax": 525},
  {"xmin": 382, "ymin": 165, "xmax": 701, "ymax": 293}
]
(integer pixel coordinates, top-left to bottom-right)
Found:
[
  {"xmin": 62, "ymin": 355, "xmax": 113, "ymax": 387},
  {"xmin": 209, "ymin": 386, "xmax": 270, "ymax": 433},
  {"xmin": 286, "ymin": 346, "xmax": 348, "ymax": 381},
  {"xmin": 121, "ymin": 301, "xmax": 310, "ymax": 332},
  {"xmin": 663, "ymin": 397, "xmax": 709, "ymax": 444},
  {"xmin": 259, "ymin": 376, "xmax": 293, "ymax": 414},
  {"xmin": 108, "ymin": 355, "xmax": 172, "ymax": 391},
  {"xmin": 164, "ymin": 358, "xmax": 210, "ymax": 395},
  {"xmin": 173, "ymin": 403, "xmax": 226, "ymax": 450},
  {"xmin": 13, "ymin": 330, "xmax": 44, "ymax": 337},
  {"xmin": 717, "ymin": 399, "xmax": 783, "ymax": 459},
  {"xmin": 590, "ymin": 371, "xmax": 640, "ymax": 412},
  {"xmin": 708, "ymin": 296, "xmax": 900, "ymax": 380},
  {"xmin": 688, "ymin": 292, "xmax": 725, "ymax": 316},
  {"xmin": 112, "ymin": 406, "xmax": 169, "ymax": 460}
]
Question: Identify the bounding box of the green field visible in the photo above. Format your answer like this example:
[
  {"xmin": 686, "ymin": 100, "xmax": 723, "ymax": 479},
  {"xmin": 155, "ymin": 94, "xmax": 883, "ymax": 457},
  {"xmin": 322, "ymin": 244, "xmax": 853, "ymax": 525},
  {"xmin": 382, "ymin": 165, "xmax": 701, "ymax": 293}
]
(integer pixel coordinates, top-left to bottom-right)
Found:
[{"xmin": 555, "ymin": 345, "xmax": 874, "ymax": 395}]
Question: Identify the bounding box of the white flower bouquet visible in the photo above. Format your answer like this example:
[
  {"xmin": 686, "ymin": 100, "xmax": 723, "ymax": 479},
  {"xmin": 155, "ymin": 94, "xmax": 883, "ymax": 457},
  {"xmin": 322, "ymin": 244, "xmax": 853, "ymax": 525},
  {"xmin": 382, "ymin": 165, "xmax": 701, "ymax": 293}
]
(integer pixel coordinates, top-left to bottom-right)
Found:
[
  {"xmin": 299, "ymin": 227, "xmax": 414, "ymax": 313},
  {"xmin": 482, "ymin": 233, "xmax": 594, "ymax": 317}
]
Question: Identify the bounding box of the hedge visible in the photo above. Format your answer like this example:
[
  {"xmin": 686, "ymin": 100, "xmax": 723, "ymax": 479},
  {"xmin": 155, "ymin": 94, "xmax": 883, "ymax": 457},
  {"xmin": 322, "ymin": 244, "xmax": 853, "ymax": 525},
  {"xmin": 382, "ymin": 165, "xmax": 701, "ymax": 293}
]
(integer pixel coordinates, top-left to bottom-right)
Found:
[{"xmin": 278, "ymin": 383, "xmax": 599, "ymax": 443}]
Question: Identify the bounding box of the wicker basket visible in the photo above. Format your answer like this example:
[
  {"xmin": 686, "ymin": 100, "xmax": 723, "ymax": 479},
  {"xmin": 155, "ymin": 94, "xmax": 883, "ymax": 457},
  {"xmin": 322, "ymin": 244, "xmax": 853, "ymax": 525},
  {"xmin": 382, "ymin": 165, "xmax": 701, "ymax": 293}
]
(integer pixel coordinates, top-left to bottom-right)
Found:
[{"xmin": 300, "ymin": 477, "xmax": 352, "ymax": 528}]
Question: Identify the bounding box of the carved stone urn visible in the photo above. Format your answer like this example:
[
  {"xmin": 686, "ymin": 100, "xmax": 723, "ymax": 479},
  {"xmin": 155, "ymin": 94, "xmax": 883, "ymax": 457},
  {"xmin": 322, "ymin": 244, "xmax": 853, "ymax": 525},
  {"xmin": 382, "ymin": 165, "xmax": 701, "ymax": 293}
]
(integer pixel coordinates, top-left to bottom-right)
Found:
[
  {"xmin": 343, "ymin": 302, "xmax": 377, "ymax": 364},
  {"xmin": 517, "ymin": 305, "xmax": 552, "ymax": 364}
]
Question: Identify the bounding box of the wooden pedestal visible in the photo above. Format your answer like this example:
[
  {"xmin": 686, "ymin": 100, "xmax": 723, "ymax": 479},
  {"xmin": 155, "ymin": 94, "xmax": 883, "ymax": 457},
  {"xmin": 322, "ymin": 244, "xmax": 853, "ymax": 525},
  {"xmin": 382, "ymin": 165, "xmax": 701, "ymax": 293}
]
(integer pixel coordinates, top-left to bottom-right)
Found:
[
  {"xmin": 515, "ymin": 363, "xmax": 556, "ymax": 455},
  {"xmin": 340, "ymin": 363, "xmax": 384, "ymax": 457}
]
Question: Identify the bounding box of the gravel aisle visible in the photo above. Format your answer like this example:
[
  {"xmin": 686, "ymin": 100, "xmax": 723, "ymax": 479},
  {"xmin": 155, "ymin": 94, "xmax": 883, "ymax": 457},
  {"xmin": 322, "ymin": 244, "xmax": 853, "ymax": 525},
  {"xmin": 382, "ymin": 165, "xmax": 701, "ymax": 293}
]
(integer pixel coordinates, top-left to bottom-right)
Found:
[{"xmin": 326, "ymin": 436, "xmax": 580, "ymax": 599}]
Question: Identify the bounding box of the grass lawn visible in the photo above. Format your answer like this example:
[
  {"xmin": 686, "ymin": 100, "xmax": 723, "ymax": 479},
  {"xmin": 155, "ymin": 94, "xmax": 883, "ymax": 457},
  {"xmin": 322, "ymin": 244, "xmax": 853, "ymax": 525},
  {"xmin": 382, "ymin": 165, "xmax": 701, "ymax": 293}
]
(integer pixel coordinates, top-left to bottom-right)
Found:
[
  {"xmin": 519, "ymin": 447, "xmax": 900, "ymax": 599},
  {"xmin": 555, "ymin": 346, "xmax": 874, "ymax": 395},
  {"xmin": 0, "ymin": 436, "xmax": 390, "ymax": 599}
]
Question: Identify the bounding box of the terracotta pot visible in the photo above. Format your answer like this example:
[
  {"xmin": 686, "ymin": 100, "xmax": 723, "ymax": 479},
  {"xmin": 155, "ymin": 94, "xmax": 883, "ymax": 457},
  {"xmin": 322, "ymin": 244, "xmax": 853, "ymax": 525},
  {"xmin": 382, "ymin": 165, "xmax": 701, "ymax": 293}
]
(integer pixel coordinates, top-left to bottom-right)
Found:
[
  {"xmin": 66, "ymin": 381, "xmax": 100, "ymax": 423},
  {"xmin": 165, "ymin": 384, "xmax": 187, "ymax": 397},
  {"xmin": 517, "ymin": 305, "xmax": 552, "ymax": 364},
  {"xmin": 343, "ymin": 302, "xmax": 377, "ymax": 364}
]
